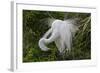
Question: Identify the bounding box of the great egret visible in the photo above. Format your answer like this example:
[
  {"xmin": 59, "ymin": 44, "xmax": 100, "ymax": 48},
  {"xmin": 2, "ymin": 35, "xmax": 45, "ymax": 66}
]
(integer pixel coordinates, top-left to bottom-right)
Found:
[{"xmin": 38, "ymin": 19, "xmax": 78, "ymax": 54}]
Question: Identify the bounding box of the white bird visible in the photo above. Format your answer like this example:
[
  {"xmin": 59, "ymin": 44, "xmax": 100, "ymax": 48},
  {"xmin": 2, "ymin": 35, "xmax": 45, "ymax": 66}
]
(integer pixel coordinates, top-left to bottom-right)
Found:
[{"xmin": 38, "ymin": 19, "xmax": 78, "ymax": 54}]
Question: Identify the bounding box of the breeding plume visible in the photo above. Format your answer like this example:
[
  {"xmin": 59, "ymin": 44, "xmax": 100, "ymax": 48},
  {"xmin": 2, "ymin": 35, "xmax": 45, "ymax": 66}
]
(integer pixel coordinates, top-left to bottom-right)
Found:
[{"xmin": 38, "ymin": 19, "xmax": 78, "ymax": 54}]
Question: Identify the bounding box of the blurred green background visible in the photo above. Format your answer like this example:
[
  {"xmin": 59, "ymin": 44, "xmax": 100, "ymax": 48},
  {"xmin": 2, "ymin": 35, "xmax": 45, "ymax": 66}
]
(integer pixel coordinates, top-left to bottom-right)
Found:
[{"xmin": 23, "ymin": 10, "xmax": 91, "ymax": 62}]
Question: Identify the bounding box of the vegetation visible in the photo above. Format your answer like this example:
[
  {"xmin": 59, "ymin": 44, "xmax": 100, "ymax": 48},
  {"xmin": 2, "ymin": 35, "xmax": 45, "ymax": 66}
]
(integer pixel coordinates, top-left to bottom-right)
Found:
[{"xmin": 23, "ymin": 10, "xmax": 91, "ymax": 62}]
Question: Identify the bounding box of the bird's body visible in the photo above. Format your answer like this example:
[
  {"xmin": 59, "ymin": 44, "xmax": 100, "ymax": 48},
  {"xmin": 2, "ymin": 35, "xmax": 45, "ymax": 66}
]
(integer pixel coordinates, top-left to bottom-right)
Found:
[{"xmin": 39, "ymin": 19, "xmax": 78, "ymax": 54}]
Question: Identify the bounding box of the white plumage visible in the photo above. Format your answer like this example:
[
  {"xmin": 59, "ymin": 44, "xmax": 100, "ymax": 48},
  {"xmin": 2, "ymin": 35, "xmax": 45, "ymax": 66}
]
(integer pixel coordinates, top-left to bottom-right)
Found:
[{"xmin": 39, "ymin": 19, "xmax": 78, "ymax": 54}]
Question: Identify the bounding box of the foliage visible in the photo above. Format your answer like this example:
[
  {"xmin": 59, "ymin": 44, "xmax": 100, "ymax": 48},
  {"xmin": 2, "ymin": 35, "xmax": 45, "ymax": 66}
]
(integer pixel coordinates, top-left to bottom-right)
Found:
[{"xmin": 23, "ymin": 10, "xmax": 91, "ymax": 62}]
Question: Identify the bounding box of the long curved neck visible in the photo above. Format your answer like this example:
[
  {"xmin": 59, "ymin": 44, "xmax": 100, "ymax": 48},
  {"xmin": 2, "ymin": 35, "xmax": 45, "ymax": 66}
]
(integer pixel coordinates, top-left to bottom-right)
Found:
[{"xmin": 38, "ymin": 28, "xmax": 52, "ymax": 51}]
